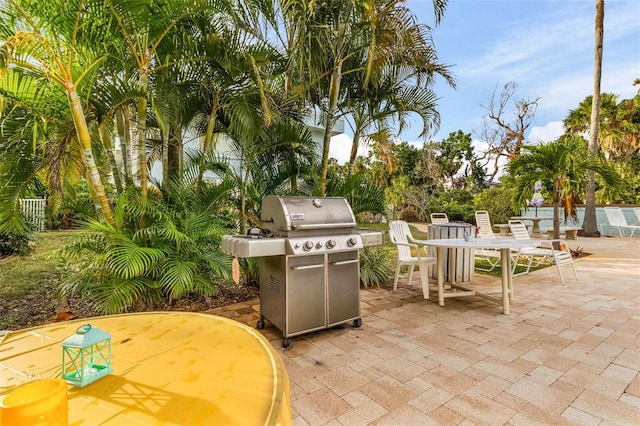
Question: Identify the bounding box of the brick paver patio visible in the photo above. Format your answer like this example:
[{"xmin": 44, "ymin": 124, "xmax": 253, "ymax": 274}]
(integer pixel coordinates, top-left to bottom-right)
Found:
[{"xmin": 207, "ymin": 232, "xmax": 640, "ymax": 425}]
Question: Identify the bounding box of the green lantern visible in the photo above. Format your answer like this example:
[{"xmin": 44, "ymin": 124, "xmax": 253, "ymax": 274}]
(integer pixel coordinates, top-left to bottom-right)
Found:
[{"xmin": 61, "ymin": 324, "xmax": 113, "ymax": 387}]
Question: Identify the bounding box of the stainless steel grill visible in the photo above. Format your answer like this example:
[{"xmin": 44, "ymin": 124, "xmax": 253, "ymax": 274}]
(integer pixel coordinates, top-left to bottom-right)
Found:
[{"xmin": 221, "ymin": 196, "xmax": 384, "ymax": 347}]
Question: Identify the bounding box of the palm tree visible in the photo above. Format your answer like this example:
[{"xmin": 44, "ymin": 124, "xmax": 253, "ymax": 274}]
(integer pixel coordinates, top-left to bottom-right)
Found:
[
  {"xmin": 103, "ymin": 0, "xmax": 233, "ymax": 199},
  {"xmin": 0, "ymin": 0, "xmax": 115, "ymax": 224},
  {"xmin": 586, "ymin": 0, "xmax": 604, "ymax": 237},
  {"xmin": 507, "ymin": 136, "xmax": 620, "ymax": 241},
  {"xmin": 343, "ymin": 67, "xmax": 442, "ymax": 177},
  {"xmin": 276, "ymin": 0, "xmax": 451, "ymax": 196},
  {"xmin": 565, "ymin": 93, "xmax": 640, "ymax": 160}
]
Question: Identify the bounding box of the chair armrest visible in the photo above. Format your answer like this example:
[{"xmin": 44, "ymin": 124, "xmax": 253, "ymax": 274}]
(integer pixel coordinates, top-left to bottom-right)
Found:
[
  {"xmin": 407, "ymin": 236, "xmax": 429, "ymax": 246},
  {"xmin": 536, "ymin": 240, "xmax": 568, "ymax": 254},
  {"xmin": 391, "ymin": 241, "xmax": 418, "ymax": 249}
]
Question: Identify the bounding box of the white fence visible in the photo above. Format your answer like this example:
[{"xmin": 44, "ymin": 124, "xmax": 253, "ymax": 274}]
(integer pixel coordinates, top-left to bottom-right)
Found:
[{"xmin": 20, "ymin": 198, "xmax": 46, "ymax": 232}]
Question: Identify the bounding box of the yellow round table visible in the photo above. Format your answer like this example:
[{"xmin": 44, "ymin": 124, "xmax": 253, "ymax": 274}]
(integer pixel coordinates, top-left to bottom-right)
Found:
[{"xmin": 0, "ymin": 312, "xmax": 290, "ymax": 425}]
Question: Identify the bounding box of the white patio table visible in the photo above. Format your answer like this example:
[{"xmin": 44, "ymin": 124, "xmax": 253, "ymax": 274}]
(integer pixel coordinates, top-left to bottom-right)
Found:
[
  {"xmin": 422, "ymin": 238, "xmax": 536, "ymax": 314},
  {"xmin": 511, "ymin": 216, "xmax": 545, "ymax": 236}
]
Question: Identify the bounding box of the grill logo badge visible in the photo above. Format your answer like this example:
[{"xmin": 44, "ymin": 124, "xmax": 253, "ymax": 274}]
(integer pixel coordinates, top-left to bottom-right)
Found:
[{"xmin": 290, "ymin": 213, "xmax": 304, "ymax": 220}]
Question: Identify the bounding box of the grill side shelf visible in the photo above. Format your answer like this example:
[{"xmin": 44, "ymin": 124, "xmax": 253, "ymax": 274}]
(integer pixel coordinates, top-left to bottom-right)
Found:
[{"xmin": 221, "ymin": 235, "xmax": 286, "ymax": 257}]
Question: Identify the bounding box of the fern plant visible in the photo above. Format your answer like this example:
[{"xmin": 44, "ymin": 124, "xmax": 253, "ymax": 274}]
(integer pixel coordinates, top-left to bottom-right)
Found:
[{"xmin": 57, "ymin": 176, "xmax": 235, "ymax": 314}]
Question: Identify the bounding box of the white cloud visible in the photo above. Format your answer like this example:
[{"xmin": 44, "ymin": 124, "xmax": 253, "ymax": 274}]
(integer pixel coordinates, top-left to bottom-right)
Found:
[
  {"xmin": 528, "ymin": 121, "xmax": 565, "ymax": 143},
  {"xmin": 329, "ymin": 134, "xmax": 355, "ymax": 164}
]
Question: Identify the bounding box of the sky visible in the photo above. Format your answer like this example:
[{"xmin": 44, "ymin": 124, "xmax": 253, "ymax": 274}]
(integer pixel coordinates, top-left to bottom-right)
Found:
[{"xmin": 329, "ymin": 0, "xmax": 640, "ymax": 163}]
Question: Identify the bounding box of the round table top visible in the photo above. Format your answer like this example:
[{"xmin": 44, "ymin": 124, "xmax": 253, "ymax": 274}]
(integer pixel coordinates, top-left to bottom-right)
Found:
[
  {"xmin": 511, "ymin": 216, "xmax": 544, "ymax": 221},
  {"xmin": 420, "ymin": 238, "xmax": 536, "ymax": 250},
  {"xmin": 0, "ymin": 312, "xmax": 290, "ymax": 425}
]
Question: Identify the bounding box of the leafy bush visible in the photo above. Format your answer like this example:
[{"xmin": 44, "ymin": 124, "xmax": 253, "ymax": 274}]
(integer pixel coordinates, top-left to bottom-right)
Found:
[
  {"xmin": 57, "ymin": 179, "xmax": 235, "ymax": 314},
  {"xmin": 0, "ymin": 230, "xmax": 32, "ymax": 256},
  {"xmin": 359, "ymin": 246, "xmax": 393, "ymax": 288},
  {"xmin": 427, "ymin": 189, "xmax": 476, "ymax": 223},
  {"xmin": 473, "ymin": 186, "xmax": 516, "ymax": 225}
]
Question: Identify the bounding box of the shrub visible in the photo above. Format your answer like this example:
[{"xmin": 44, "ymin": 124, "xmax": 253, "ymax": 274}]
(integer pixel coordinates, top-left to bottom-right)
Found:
[
  {"xmin": 0, "ymin": 230, "xmax": 32, "ymax": 256},
  {"xmin": 427, "ymin": 190, "xmax": 476, "ymax": 223},
  {"xmin": 359, "ymin": 246, "xmax": 393, "ymax": 288},
  {"xmin": 473, "ymin": 186, "xmax": 516, "ymax": 225},
  {"xmin": 57, "ymin": 181, "xmax": 234, "ymax": 314}
]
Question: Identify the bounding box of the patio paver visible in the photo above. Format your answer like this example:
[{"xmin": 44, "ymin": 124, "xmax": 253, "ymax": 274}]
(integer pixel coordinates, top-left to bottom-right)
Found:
[{"xmin": 207, "ymin": 233, "xmax": 640, "ymax": 425}]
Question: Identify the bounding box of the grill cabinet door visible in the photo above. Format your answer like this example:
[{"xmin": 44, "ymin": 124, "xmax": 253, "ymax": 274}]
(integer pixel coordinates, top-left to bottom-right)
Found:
[
  {"xmin": 327, "ymin": 251, "xmax": 360, "ymax": 326},
  {"xmin": 287, "ymin": 255, "xmax": 326, "ymax": 335}
]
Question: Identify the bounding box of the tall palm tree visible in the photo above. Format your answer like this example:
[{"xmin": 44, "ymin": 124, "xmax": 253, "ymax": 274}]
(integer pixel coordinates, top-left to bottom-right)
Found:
[
  {"xmin": 565, "ymin": 93, "xmax": 640, "ymax": 160},
  {"xmin": 276, "ymin": 0, "xmax": 450, "ymax": 196},
  {"xmin": 103, "ymin": 0, "xmax": 226, "ymax": 200},
  {"xmin": 342, "ymin": 66, "xmax": 444, "ymax": 176},
  {"xmin": 0, "ymin": 0, "xmax": 115, "ymax": 224},
  {"xmin": 585, "ymin": 0, "xmax": 604, "ymax": 236},
  {"xmin": 507, "ymin": 136, "xmax": 620, "ymax": 241}
]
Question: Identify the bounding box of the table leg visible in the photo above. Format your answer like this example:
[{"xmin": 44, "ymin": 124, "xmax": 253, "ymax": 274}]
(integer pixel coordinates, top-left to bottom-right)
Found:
[
  {"xmin": 438, "ymin": 247, "xmax": 445, "ymax": 306},
  {"xmin": 419, "ymin": 260, "xmax": 430, "ymax": 300},
  {"xmin": 507, "ymin": 253, "xmax": 514, "ymax": 300},
  {"xmin": 531, "ymin": 219, "xmax": 542, "ymax": 236},
  {"xmin": 500, "ymin": 248, "xmax": 511, "ymax": 314},
  {"xmin": 448, "ymin": 248, "xmax": 456, "ymax": 291}
]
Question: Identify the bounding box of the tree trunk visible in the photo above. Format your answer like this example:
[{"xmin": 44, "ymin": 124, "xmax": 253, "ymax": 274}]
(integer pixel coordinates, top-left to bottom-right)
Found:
[
  {"xmin": 319, "ymin": 63, "xmax": 342, "ymax": 196},
  {"xmin": 98, "ymin": 123, "xmax": 122, "ymax": 193},
  {"xmin": 581, "ymin": 0, "xmax": 604, "ymax": 237},
  {"xmin": 162, "ymin": 129, "xmax": 169, "ymax": 184},
  {"xmin": 67, "ymin": 87, "xmax": 114, "ymax": 225},
  {"xmin": 116, "ymin": 107, "xmax": 132, "ymax": 183},
  {"xmin": 203, "ymin": 95, "xmax": 219, "ymax": 153},
  {"xmin": 347, "ymin": 125, "xmax": 362, "ymax": 177},
  {"xmin": 553, "ymin": 200, "xmax": 561, "ymax": 241},
  {"xmin": 167, "ymin": 131, "xmax": 183, "ymax": 181},
  {"xmin": 137, "ymin": 72, "xmax": 150, "ymax": 201}
]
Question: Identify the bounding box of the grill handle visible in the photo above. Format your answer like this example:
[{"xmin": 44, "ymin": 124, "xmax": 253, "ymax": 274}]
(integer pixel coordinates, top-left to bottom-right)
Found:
[
  {"xmin": 291, "ymin": 222, "xmax": 356, "ymax": 230},
  {"xmin": 330, "ymin": 259, "xmax": 359, "ymax": 266},
  {"xmin": 290, "ymin": 263, "xmax": 324, "ymax": 270}
]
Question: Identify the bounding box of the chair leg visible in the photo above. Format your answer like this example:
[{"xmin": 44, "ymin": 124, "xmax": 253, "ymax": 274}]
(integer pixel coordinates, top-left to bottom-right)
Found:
[
  {"xmin": 512, "ymin": 254, "xmax": 533, "ymax": 276},
  {"xmin": 555, "ymin": 262, "xmax": 566, "ymax": 286},
  {"xmin": 393, "ymin": 263, "xmax": 402, "ymax": 291},
  {"xmin": 407, "ymin": 265, "xmax": 414, "ymax": 286},
  {"xmin": 570, "ymin": 262, "xmax": 579, "ymax": 281}
]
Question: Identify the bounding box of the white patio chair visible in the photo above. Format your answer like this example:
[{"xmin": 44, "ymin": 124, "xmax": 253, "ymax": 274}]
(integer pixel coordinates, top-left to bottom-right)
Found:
[
  {"xmin": 508, "ymin": 220, "xmax": 578, "ymax": 285},
  {"xmin": 475, "ymin": 210, "xmax": 497, "ymax": 239},
  {"xmin": 430, "ymin": 213, "xmax": 449, "ymax": 224},
  {"xmin": 600, "ymin": 207, "xmax": 640, "ymax": 238},
  {"xmin": 474, "ymin": 211, "xmax": 501, "ymax": 272},
  {"xmin": 632, "ymin": 207, "xmax": 640, "ymax": 226},
  {"xmin": 388, "ymin": 220, "xmax": 436, "ymax": 299}
]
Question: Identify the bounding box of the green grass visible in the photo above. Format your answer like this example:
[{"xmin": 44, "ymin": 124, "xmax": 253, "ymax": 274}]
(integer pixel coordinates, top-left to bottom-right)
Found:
[
  {"xmin": 0, "ymin": 230, "xmax": 82, "ymax": 329},
  {"xmin": 368, "ymin": 221, "xmax": 550, "ymax": 278},
  {"xmin": 474, "ymin": 260, "xmax": 550, "ymax": 277}
]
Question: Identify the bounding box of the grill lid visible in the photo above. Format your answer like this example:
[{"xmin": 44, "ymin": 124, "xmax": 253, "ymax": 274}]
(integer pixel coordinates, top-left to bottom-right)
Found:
[{"xmin": 260, "ymin": 196, "xmax": 356, "ymax": 235}]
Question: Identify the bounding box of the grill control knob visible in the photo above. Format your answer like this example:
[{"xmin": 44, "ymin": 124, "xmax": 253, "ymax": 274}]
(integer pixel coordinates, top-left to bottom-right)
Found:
[
  {"xmin": 303, "ymin": 240, "xmax": 314, "ymax": 251},
  {"xmin": 326, "ymin": 239, "xmax": 336, "ymax": 249},
  {"xmin": 316, "ymin": 241, "xmax": 324, "ymax": 249},
  {"xmin": 347, "ymin": 237, "xmax": 358, "ymax": 247}
]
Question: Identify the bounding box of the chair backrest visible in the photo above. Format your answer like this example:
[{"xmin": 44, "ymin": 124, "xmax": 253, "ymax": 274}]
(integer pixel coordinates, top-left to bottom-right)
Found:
[
  {"xmin": 604, "ymin": 207, "xmax": 630, "ymax": 226},
  {"xmin": 430, "ymin": 213, "xmax": 449, "ymax": 224},
  {"xmin": 475, "ymin": 211, "xmax": 496, "ymax": 239},
  {"xmin": 389, "ymin": 220, "xmax": 414, "ymax": 259},
  {"xmin": 508, "ymin": 220, "xmax": 531, "ymax": 241}
]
